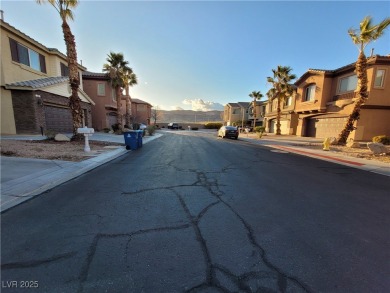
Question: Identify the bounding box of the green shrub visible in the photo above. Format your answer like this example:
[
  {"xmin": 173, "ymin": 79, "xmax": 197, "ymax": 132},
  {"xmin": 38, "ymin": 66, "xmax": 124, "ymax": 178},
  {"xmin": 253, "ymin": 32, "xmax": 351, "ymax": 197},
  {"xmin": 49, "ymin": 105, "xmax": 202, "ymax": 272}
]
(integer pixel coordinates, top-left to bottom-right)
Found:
[
  {"xmin": 372, "ymin": 135, "xmax": 390, "ymax": 145},
  {"xmin": 45, "ymin": 129, "xmax": 57, "ymax": 140},
  {"xmin": 204, "ymin": 122, "xmax": 223, "ymax": 129},
  {"xmin": 103, "ymin": 128, "xmax": 110, "ymax": 133},
  {"xmin": 111, "ymin": 123, "xmax": 120, "ymax": 132},
  {"xmin": 254, "ymin": 126, "xmax": 266, "ymax": 138},
  {"xmin": 147, "ymin": 125, "xmax": 156, "ymax": 136}
]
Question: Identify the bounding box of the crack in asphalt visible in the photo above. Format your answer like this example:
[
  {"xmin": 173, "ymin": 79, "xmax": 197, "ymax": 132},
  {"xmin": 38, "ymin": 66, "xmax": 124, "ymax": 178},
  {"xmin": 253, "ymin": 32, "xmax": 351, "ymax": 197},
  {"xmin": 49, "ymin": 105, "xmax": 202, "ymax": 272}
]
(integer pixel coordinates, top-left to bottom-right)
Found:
[
  {"xmin": 168, "ymin": 163, "xmax": 311, "ymax": 293},
  {"xmin": 119, "ymin": 156, "xmax": 309, "ymax": 293},
  {"xmin": 1, "ymin": 252, "xmax": 78, "ymax": 270},
  {"xmin": 5, "ymin": 155, "xmax": 310, "ymax": 292},
  {"xmin": 77, "ymin": 224, "xmax": 191, "ymax": 293}
]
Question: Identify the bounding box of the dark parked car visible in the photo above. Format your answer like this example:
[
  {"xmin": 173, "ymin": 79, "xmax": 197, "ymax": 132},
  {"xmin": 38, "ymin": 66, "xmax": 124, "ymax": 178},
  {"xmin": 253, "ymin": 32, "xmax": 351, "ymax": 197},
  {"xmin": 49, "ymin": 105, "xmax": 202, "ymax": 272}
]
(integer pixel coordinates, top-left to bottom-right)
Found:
[
  {"xmin": 167, "ymin": 122, "xmax": 179, "ymax": 129},
  {"xmin": 218, "ymin": 126, "xmax": 239, "ymax": 139}
]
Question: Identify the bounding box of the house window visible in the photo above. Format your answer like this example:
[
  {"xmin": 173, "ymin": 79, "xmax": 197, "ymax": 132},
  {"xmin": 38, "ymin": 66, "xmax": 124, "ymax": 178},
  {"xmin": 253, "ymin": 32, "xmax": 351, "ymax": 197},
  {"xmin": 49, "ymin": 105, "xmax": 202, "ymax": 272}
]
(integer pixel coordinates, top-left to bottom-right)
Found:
[
  {"xmin": 273, "ymin": 99, "xmax": 278, "ymax": 110},
  {"xmin": 9, "ymin": 38, "xmax": 47, "ymax": 73},
  {"xmin": 137, "ymin": 104, "xmax": 146, "ymax": 112},
  {"xmin": 111, "ymin": 89, "xmax": 117, "ymax": 102},
  {"xmin": 60, "ymin": 63, "xmax": 69, "ymax": 76},
  {"xmin": 284, "ymin": 96, "xmax": 292, "ymax": 107},
  {"xmin": 97, "ymin": 83, "xmax": 105, "ymax": 96},
  {"xmin": 339, "ymin": 74, "xmax": 357, "ymax": 93},
  {"xmin": 304, "ymin": 84, "xmax": 316, "ymax": 101},
  {"xmin": 374, "ymin": 69, "xmax": 385, "ymax": 88}
]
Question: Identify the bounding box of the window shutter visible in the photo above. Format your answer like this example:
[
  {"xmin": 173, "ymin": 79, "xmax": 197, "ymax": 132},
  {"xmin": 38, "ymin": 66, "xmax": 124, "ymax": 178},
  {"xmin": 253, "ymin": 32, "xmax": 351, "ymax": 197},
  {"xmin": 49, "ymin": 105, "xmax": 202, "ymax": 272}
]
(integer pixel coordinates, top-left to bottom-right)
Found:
[
  {"xmin": 9, "ymin": 38, "xmax": 19, "ymax": 62},
  {"xmin": 39, "ymin": 54, "xmax": 47, "ymax": 73}
]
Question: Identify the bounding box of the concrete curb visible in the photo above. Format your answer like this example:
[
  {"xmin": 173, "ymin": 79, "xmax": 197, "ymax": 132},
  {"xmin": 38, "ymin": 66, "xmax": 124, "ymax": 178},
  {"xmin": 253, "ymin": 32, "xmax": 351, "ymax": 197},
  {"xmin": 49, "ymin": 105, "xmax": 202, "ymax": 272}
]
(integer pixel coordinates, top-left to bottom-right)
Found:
[
  {"xmin": 239, "ymin": 137, "xmax": 390, "ymax": 177},
  {"xmin": 1, "ymin": 148, "xmax": 128, "ymax": 212}
]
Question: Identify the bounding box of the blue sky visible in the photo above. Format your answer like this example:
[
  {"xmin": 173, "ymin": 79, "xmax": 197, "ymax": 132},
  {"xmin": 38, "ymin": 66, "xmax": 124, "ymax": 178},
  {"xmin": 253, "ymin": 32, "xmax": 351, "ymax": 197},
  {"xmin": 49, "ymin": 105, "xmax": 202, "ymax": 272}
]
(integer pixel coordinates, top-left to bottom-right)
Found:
[{"xmin": 1, "ymin": 1, "xmax": 389, "ymax": 111}]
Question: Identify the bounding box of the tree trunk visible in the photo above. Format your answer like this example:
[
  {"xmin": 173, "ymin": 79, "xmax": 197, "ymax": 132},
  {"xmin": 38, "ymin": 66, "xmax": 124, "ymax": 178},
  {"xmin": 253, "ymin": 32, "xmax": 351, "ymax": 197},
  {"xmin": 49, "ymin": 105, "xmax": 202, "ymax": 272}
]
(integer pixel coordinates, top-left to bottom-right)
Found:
[
  {"xmin": 116, "ymin": 86, "xmax": 123, "ymax": 130},
  {"xmin": 337, "ymin": 51, "xmax": 368, "ymax": 145},
  {"xmin": 276, "ymin": 96, "xmax": 281, "ymax": 135},
  {"xmin": 62, "ymin": 21, "xmax": 82, "ymax": 140},
  {"xmin": 125, "ymin": 86, "xmax": 132, "ymax": 127}
]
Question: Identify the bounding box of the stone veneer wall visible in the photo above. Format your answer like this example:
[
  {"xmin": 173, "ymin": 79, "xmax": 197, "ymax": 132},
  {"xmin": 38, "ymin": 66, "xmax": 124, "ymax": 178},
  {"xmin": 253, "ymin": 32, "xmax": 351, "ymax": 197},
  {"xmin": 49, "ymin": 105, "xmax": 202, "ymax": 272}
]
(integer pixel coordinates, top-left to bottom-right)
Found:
[{"xmin": 12, "ymin": 90, "xmax": 92, "ymax": 134}]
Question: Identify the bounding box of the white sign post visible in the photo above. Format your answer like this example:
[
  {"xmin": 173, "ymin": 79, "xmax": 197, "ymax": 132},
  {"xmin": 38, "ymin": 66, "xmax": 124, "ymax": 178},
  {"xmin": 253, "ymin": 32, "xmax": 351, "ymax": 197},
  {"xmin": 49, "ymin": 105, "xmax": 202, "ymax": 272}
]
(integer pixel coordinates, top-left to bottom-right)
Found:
[{"xmin": 77, "ymin": 127, "xmax": 95, "ymax": 152}]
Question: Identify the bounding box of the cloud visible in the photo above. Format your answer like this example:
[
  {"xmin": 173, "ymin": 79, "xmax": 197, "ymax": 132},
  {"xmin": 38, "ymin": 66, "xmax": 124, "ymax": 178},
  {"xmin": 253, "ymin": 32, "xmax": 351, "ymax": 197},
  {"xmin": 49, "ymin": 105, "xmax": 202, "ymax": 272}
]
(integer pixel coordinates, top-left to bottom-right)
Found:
[{"xmin": 182, "ymin": 99, "xmax": 224, "ymax": 111}]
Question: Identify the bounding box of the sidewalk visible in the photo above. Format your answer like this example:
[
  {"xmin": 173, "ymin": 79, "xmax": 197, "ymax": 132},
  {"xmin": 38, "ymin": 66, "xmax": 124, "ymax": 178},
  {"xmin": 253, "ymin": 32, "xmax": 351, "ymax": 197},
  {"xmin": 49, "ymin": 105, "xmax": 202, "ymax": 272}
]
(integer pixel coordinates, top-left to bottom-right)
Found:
[
  {"xmin": 1, "ymin": 133, "xmax": 162, "ymax": 212},
  {"xmin": 239, "ymin": 134, "xmax": 390, "ymax": 177}
]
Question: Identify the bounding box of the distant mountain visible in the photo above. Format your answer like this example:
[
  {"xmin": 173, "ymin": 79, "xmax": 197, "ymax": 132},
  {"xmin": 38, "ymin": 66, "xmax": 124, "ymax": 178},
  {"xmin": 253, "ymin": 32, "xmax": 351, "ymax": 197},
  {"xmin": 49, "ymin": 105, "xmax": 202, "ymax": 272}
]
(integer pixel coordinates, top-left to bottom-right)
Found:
[{"xmin": 156, "ymin": 110, "xmax": 223, "ymax": 123}]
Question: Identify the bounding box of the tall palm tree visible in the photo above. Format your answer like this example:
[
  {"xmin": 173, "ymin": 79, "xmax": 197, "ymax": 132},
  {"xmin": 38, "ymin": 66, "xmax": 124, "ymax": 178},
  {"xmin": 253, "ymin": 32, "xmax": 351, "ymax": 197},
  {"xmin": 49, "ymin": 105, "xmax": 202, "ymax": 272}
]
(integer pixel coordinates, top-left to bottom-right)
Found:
[
  {"xmin": 337, "ymin": 16, "xmax": 390, "ymax": 145},
  {"xmin": 123, "ymin": 71, "xmax": 138, "ymax": 127},
  {"xmin": 36, "ymin": 0, "xmax": 82, "ymax": 139},
  {"xmin": 249, "ymin": 91, "xmax": 263, "ymax": 129},
  {"xmin": 103, "ymin": 52, "xmax": 133, "ymax": 131},
  {"xmin": 267, "ymin": 66, "xmax": 296, "ymax": 135}
]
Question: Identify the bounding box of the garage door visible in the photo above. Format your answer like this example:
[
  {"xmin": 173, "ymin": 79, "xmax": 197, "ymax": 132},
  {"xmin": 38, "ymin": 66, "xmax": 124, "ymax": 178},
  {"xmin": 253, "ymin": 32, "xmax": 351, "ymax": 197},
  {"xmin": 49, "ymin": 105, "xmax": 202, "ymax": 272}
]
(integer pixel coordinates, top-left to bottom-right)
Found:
[
  {"xmin": 45, "ymin": 106, "xmax": 73, "ymax": 133},
  {"xmin": 107, "ymin": 113, "xmax": 117, "ymax": 129},
  {"xmin": 306, "ymin": 117, "xmax": 347, "ymax": 138},
  {"xmin": 269, "ymin": 120, "xmax": 275, "ymax": 133},
  {"xmin": 269, "ymin": 119, "xmax": 288, "ymax": 134}
]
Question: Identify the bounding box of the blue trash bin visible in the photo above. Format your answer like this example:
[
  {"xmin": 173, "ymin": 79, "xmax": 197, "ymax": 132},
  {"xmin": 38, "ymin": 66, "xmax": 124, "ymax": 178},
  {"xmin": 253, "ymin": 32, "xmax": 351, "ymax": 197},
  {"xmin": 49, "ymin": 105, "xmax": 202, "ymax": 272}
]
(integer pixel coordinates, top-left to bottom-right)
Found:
[
  {"xmin": 137, "ymin": 130, "xmax": 143, "ymax": 148},
  {"xmin": 123, "ymin": 131, "xmax": 138, "ymax": 150}
]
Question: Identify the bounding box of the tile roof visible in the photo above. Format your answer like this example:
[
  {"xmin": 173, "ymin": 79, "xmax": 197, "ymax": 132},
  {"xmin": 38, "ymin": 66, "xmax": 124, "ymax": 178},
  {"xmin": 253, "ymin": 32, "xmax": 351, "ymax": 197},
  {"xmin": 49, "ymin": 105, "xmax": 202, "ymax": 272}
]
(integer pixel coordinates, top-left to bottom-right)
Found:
[
  {"xmin": 82, "ymin": 71, "xmax": 109, "ymax": 78},
  {"xmin": 226, "ymin": 103, "xmax": 240, "ymax": 107},
  {"xmin": 5, "ymin": 76, "xmax": 69, "ymax": 89},
  {"xmin": 237, "ymin": 102, "xmax": 250, "ymax": 107},
  {"xmin": 132, "ymin": 98, "xmax": 152, "ymax": 105}
]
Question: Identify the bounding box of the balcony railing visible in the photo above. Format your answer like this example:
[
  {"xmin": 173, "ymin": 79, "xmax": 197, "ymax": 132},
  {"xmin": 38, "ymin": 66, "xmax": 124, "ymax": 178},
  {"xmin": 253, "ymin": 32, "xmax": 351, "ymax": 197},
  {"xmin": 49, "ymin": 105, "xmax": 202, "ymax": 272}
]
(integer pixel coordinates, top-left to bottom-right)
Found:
[{"xmin": 332, "ymin": 92, "xmax": 357, "ymax": 101}]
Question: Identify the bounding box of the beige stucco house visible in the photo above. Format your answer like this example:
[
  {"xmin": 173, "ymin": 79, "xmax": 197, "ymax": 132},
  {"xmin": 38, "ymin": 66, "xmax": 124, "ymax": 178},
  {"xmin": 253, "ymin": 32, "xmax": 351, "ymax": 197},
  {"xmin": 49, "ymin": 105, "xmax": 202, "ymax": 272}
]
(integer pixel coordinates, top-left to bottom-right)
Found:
[
  {"xmin": 294, "ymin": 55, "xmax": 390, "ymax": 140},
  {"xmin": 1, "ymin": 18, "xmax": 94, "ymax": 135},
  {"xmin": 264, "ymin": 92, "xmax": 298, "ymax": 135},
  {"xmin": 224, "ymin": 101, "xmax": 265, "ymax": 127}
]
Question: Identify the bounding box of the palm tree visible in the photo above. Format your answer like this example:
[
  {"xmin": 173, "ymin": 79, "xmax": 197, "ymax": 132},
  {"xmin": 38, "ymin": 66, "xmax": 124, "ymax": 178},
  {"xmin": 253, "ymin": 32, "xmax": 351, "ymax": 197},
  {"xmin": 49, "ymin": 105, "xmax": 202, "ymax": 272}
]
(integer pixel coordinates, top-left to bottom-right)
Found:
[
  {"xmin": 103, "ymin": 52, "xmax": 133, "ymax": 131},
  {"xmin": 267, "ymin": 66, "xmax": 296, "ymax": 135},
  {"xmin": 36, "ymin": 0, "xmax": 82, "ymax": 139},
  {"xmin": 123, "ymin": 71, "xmax": 138, "ymax": 127},
  {"xmin": 337, "ymin": 16, "xmax": 390, "ymax": 145},
  {"xmin": 249, "ymin": 91, "xmax": 263, "ymax": 129}
]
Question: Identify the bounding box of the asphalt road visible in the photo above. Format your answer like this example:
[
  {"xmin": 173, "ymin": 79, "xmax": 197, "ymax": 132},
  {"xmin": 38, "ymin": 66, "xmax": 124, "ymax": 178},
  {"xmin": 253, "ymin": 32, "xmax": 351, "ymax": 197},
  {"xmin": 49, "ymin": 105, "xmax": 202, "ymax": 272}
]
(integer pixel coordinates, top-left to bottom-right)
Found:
[{"xmin": 1, "ymin": 131, "xmax": 389, "ymax": 293}]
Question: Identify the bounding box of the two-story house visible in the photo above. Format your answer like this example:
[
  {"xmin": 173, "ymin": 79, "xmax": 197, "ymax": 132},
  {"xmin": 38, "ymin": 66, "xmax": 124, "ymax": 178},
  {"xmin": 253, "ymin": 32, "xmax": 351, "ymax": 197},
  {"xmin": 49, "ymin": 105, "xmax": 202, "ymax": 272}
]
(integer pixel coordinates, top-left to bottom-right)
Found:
[
  {"xmin": 248, "ymin": 101, "xmax": 266, "ymax": 127},
  {"xmin": 224, "ymin": 103, "xmax": 242, "ymax": 126},
  {"xmin": 263, "ymin": 90, "xmax": 298, "ymax": 135},
  {"xmin": 294, "ymin": 55, "xmax": 390, "ymax": 140},
  {"xmin": 0, "ymin": 18, "xmax": 94, "ymax": 135},
  {"xmin": 224, "ymin": 101, "xmax": 265, "ymax": 127},
  {"xmin": 82, "ymin": 71, "xmax": 151, "ymax": 130},
  {"xmin": 130, "ymin": 98, "xmax": 152, "ymax": 126}
]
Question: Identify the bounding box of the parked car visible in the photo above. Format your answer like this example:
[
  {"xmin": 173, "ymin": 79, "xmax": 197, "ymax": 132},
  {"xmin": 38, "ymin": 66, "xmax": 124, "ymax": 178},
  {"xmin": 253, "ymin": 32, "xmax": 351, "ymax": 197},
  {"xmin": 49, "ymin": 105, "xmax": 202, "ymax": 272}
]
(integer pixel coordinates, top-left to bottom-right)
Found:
[
  {"xmin": 218, "ymin": 126, "xmax": 239, "ymax": 139},
  {"xmin": 168, "ymin": 122, "xmax": 179, "ymax": 129}
]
